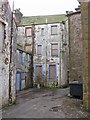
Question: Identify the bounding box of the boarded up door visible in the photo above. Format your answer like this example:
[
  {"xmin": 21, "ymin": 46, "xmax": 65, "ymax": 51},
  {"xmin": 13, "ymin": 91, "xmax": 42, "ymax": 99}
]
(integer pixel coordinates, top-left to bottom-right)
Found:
[
  {"xmin": 49, "ymin": 65, "xmax": 56, "ymax": 80},
  {"xmin": 36, "ymin": 66, "xmax": 42, "ymax": 79}
]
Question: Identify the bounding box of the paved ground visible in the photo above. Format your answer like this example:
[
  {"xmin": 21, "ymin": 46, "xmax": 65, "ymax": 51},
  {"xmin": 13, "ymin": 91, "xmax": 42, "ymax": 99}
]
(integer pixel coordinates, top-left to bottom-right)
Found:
[{"xmin": 2, "ymin": 88, "xmax": 90, "ymax": 118}]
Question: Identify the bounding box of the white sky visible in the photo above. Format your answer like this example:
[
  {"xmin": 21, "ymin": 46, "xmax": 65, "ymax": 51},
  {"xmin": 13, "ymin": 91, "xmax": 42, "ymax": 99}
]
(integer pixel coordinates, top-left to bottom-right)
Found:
[{"xmin": 8, "ymin": 0, "xmax": 79, "ymax": 16}]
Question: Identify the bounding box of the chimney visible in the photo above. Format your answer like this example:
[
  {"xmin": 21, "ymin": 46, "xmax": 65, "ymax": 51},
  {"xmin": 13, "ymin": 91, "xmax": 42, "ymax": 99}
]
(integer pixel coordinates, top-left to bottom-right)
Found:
[
  {"xmin": 75, "ymin": 5, "xmax": 81, "ymax": 12},
  {"xmin": 14, "ymin": 8, "xmax": 23, "ymax": 25},
  {"xmin": 66, "ymin": 11, "xmax": 73, "ymax": 15}
]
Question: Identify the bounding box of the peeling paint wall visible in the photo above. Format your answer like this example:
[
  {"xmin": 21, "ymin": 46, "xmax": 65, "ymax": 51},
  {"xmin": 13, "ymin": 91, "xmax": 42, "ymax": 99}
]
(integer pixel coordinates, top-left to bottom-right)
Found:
[
  {"xmin": 0, "ymin": 19, "xmax": 5, "ymax": 109},
  {"xmin": 17, "ymin": 26, "xmax": 32, "ymax": 52},
  {"xmin": 0, "ymin": 0, "xmax": 17, "ymax": 107},
  {"xmin": 17, "ymin": 25, "xmax": 33, "ymax": 90},
  {"xmin": 60, "ymin": 19, "xmax": 69, "ymax": 86},
  {"xmin": 11, "ymin": 18, "xmax": 17, "ymax": 103},
  {"xmin": 16, "ymin": 49, "xmax": 31, "ymax": 91},
  {"xmin": 34, "ymin": 22, "xmax": 68, "ymax": 86},
  {"xmin": 0, "ymin": 19, "xmax": 10, "ymax": 106}
]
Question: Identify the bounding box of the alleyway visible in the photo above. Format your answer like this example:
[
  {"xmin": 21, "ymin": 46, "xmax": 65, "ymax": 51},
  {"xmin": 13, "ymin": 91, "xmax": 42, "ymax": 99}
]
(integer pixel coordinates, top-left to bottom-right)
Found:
[{"xmin": 2, "ymin": 88, "xmax": 89, "ymax": 118}]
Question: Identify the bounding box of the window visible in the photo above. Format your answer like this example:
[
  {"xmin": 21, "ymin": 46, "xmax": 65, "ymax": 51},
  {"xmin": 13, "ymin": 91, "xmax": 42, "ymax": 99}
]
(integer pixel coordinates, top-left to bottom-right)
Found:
[
  {"xmin": 37, "ymin": 45, "xmax": 42, "ymax": 56},
  {"xmin": 41, "ymin": 28, "xmax": 44, "ymax": 36},
  {"xmin": 25, "ymin": 44, "xmax": 32, "ymax": 52},
  {"xmin": 18, "ymin": 51, "xmax": 23, "ymax": 64},
  {"xmin": 26, "ymin": 53, "xmax": 29, "ymax": 62},
  {"xmin": 51, "ymin": 25, "xmax": 57, "ymax": 35},
  {"xmin": 51, "ymin": 43, "xmax": 58, "ymax": 56},
  {"xmin": 17, "ymin": 50, "xmax": 25, "ymax": 64},
  {"xmin": 25, "ymin": 27, "xmax": 32, "ymax": 36}
]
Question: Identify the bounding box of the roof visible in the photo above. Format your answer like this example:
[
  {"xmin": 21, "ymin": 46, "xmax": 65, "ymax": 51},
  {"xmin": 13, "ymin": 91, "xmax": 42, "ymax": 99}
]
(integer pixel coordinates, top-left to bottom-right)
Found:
[
  {"xmin": 17, "ymin": 44, "xmax": 32, "ymax": 55},
  {"xmin": 19, "ymin": 14, "xmax": 67, "ymax": 26},
  {"xmin": 66, "ymin": 11, "xmax": 81, "ymax": 17}
]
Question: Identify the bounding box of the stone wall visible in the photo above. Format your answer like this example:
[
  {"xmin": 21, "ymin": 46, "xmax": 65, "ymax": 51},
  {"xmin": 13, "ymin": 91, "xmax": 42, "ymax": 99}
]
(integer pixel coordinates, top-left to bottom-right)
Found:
[
  {"xmin": 16, "ymin": 25, "xmax": 33, "ymax": 89},
  {"xmin": 0, "ymin": 0, "xmax": 17, "ymax": 107},
  {"xmin": 0, "ymin": 19, "xmax": 5, "ymax": 109},
  {"xmin": 68, "ymin": 12, "xmax": 83, "ymax": 82},
  {"xmin": 81, "ymin": 2, "xmax": 90, "ymax": 111},
  {"xmin": 17, "ymin": 26, "xmax": 32, "ymax": 52}
]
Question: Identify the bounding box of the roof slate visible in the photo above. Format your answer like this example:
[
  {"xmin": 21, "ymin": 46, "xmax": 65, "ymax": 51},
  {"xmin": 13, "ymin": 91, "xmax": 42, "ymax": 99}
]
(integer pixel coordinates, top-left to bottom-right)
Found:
[{"xmin": 19, "ymin": 14, "xmax": 67, "ymax": 26}]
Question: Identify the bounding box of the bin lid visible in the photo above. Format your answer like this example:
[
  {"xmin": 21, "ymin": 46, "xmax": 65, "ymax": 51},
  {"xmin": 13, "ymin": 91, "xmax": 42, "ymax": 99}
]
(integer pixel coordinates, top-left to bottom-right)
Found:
[{"xmin": 69, "ymin": 80, "xmax": 82, "ymax": 85}]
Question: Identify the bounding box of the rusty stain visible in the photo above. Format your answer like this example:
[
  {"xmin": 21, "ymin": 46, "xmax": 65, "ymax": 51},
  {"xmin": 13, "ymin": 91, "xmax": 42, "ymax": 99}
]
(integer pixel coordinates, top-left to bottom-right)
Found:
[
  {"xmin": 9, "ymin": 11, "xmax": 13, "ymax": 103},
  {"xmin": 5, "ymin": 58, "xmax": 9, "ymax": 65}
]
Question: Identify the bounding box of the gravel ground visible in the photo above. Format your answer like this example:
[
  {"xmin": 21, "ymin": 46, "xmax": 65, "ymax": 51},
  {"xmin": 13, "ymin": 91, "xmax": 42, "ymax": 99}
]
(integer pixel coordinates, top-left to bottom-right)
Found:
[{"xmin": 2, "ymin": 87, "xmax": 90, "ymax": 118}]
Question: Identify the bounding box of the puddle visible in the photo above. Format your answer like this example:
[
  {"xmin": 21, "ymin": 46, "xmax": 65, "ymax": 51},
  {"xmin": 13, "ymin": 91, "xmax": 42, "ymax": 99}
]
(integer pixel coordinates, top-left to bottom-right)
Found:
[{"xmin": 49, "ymin": 105, "xmax": 61, "ymax": 112}]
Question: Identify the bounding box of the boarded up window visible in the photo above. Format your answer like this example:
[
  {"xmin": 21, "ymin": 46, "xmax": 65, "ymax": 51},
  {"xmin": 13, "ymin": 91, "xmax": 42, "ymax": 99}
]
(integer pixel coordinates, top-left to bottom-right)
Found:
[
  {"xmin": 37, "ymin": 45, "xmax": 42, "ymax": 55},
  {"xmin": 51, "ymin": 25, "xmax": 57, "ymax": 35},
  {"xmin": 25, "ymin": 27, "xmax": 32, "ymax": 36},
  {"xmin": 25, "ymin": 44, "xmax": 32, "ymax": 52},
  {"xmin": 36, "ymin": 66, "xmax": 42, "ymax": 78},
  {"xmin": 41, "ymin": 28, "xmax": 44, "ymax": 36},
  {"xmin": 49, "ymin": 65, "xmax": 56, "ymax": 79},
  {"xmin": 51, "ymin": 43, "xmax": 58, "ymax": 56}
]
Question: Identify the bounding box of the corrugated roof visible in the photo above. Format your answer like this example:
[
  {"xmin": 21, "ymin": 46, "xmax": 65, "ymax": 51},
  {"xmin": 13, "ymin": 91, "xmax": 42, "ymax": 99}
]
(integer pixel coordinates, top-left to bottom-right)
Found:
[{"xmin": 19, "ymin": 14, "xmax": 67, "ymax": 26}]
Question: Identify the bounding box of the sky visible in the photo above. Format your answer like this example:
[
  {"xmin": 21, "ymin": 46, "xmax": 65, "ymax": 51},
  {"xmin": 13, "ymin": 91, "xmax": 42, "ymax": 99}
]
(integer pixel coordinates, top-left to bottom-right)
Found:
[{"xmin": 8, "ymin": 0, "xmax": 79, "ymax": 16}]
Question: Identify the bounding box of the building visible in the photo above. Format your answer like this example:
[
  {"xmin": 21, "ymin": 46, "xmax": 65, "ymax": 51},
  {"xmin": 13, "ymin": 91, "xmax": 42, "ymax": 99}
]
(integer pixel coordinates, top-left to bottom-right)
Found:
[
  {"xmin": 0, "ymin": 15, "xmax": 5, "ymax": 109},
  {"xmin": 79, "ymin": 1, "xmax": 90, "ymax": 111},
  {"xmin": 66, "ymin": 6, "xmax": 82, "ymax": 82},
  {"xmin": 18, "ymin": 14, "xmax": 69, "ymax": 87},
  {"xmin": 0, "ymin": 0, "xmax": 17, "ymax": 107},
  {"xmin": 16, "ymin": 15, "xmax": 33, "ymax": 91},
  {"xmin": 0, "ymin": 0, "xmax": 33, "ymax": 107},
  {"xmin": 34, "ymin": 21, "xmax": 68, "ymax": 87},
  {"xmin": 16, "ymin": 46, "xmax": 32, "ymax": 92}
]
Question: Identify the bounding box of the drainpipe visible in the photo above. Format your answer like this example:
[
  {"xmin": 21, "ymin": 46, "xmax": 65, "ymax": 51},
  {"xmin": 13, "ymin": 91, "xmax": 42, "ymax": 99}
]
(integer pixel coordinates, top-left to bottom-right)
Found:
[
  {"xmin": 9, "ymin": 11, "xmax": 13, "ymax": 103},
  {"xmin": 59, "ymin": 24, "xmax": 63, "ymax": 87},
  {"xmin": 45, "ymin": 23, "xmax": 48, "ymax": 85},
  {"xmin": 67, "ymin": 16, "xmax": 71, "ymax": 83},
  {"xmin": 59, "ymin": 31, "xmax": 61, "ymax": 86},
  {"xmin": 31, "ymin": 24, "xmax": 35, "ymax": 87},
  {"xmin": 61, "ymin": 24, "xmax": 64, "ymax": 86}
]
